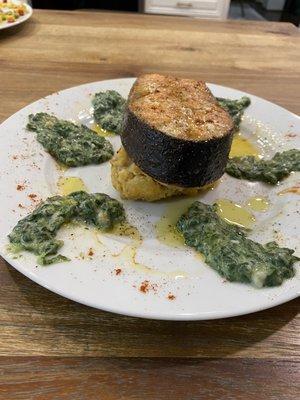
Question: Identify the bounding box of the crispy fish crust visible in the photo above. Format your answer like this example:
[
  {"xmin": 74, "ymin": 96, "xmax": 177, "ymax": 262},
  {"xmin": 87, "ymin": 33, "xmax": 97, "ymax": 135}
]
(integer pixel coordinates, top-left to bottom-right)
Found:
[{"xmin": 128, "ymin": 73, "xmax": 233, "ymax": 141}]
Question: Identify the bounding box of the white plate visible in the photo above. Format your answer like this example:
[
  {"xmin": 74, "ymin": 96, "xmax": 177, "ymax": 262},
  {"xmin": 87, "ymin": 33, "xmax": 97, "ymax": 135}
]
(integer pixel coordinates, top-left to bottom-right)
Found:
[
  {"xmin": 0, "ymin": 78, "xmax": 299, "ymax": 320},
  {"xmin": 0, "ymin": 1, "xmax": 32, "ymax": 30}
]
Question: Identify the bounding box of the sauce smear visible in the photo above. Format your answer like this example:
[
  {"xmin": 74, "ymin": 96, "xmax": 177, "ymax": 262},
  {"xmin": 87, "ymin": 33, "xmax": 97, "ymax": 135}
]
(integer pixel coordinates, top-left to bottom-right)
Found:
[
  {"xmin": 216, "ymin": 199, "xmax": 255, "ymax": 229},
  {"xmin": 247, "ymin": 197, "xmax": 269, "ymax": 212},
  {"xmin": 230, "ymin": 132, "xmax": 261, "ymax": 159},
  {"xmin": 155, "ymin": 199, "xmax": 195, "ymax": 247},
  {"xmin": 92, "ymin": 123, "xmax": 114, "ymax": 137},
  {"xmin": 57, "ymin": 176, "xmax": 87, "ymax": 195},
  {"xmin": 110, "ymin": 222, "xmax": 142, "ymax": 242}
]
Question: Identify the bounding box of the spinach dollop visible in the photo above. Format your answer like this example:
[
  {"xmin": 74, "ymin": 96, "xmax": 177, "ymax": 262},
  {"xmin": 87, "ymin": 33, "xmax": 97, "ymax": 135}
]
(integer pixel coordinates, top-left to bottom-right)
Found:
[
  {"xmin": 226, "ymin": 149, "xmax": 300, "ymax": 184},
  {"xmin": 27, "ymin": 113, "xmax": 114, "ymax": 167},
  {"xmin": 92, "ymin": 90, "xmax": 126, "ymax": 134},
  {"xmin": 177, "ymin": 201, "xmax": 298, "ymax": 288},
  {"xmin": 217, "ymin": 96, "xmax": 251, "ymax": 130},
  {"xmin": 8, "ymin": 191, "xmax": 125, "ymax": 265}
]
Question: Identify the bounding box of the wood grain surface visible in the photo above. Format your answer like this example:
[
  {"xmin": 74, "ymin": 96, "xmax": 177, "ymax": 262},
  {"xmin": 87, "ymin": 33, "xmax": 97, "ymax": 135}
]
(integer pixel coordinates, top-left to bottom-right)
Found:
[{"xmin": 0, "ymin": 9, "xmax": 299, "ymax": 399}]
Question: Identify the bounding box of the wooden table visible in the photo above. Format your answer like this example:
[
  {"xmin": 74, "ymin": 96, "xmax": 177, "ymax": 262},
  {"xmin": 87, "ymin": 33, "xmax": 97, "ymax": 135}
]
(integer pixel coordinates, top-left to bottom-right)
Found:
[{"xmin": 0, "ymin": 10, "xmax": 299, "ymax": 399}]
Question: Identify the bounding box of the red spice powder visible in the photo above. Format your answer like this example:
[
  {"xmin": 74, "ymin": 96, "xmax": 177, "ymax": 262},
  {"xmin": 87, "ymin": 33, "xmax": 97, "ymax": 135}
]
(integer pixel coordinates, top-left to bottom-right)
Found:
[
  {"xmin": 115, "ymin": 268, "xmax": 122, "ymax": 276},
  {"xmin": 140, "ymin": 280, "xmax": 150, "ymax": 293},
  {"xmin": 167, "ymin": 294, "xmax": 176, "ymax": 301},
  {"xmin": 28, "ymin": 194, "xmax": 40, "ymax": 205},
  {"xmin": 139, "ymin": 281, "xmax": 158, "ymax": 294},
  {"xmin": 18, "ymin": 203, "xmax": 25, "ymax": 209},
  {"xmin": 16, "ymin": 184, "xmax": 25, "ymax": 191}
]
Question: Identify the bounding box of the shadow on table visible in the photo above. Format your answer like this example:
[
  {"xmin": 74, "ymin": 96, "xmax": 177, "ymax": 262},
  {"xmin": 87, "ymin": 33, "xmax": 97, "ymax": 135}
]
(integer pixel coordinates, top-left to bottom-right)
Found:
[
  {"xmin": 0, "ymin": 19, "xmax": 36, "ymax": 39},
  {"xmin": 6, "ymin": 264, "xmax": 299, "ymax": 357}
]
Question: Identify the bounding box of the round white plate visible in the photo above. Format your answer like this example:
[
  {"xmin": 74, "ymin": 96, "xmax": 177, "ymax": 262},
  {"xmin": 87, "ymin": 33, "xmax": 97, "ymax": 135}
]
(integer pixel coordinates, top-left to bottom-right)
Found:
[
  {"xmin": 0, "ymin": 78, "xmax": 299, "ymax": 320},
  {"xmin": 0, "ymin": 1, "xmax": 32, "ymax": 31}
]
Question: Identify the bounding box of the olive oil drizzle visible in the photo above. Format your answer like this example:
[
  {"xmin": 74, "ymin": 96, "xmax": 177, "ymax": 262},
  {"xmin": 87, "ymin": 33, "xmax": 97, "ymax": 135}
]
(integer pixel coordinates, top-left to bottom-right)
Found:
[
  {"xmin": 216, "ymin": 199, "xmax": 255, "ymax": 229},
  {"xmin": 230, "ymin": 132, "xmax": 261, "ymax": 159},
  {"xmin": 57, "ymin": 176, "xmax": 87, "ymax": 195}
]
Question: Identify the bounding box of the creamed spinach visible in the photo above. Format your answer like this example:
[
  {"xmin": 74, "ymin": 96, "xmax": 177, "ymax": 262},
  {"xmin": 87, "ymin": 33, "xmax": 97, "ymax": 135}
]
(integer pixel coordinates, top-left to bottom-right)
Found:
[
  {"xmin": 27, "ymin": 113, "xmax": 114, "ymax": 167},
  {"xmin": 217, "ymin": 96, "xmax": 251, "ymax": 130},
  {"xmin": 177, "ymin": 201, "xmax": 298, "ymax": 288},
  {"xmin": 92, "ymin": 90, "xmax": 126, "ymax": 134},
  {"xmin": 226, "ymin": 149, "xmax": 300, "ymax": 184},
  {"xmin": 8, "ymin": 191, "xmax": 125, "ymax": 265}
]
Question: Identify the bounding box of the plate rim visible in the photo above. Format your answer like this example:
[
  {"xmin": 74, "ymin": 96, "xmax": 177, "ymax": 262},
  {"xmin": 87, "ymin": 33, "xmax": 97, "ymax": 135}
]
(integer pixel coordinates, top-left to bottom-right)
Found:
[{"xmin": 1, "ymin": 252, "xmax": 299, "ymax": 320}]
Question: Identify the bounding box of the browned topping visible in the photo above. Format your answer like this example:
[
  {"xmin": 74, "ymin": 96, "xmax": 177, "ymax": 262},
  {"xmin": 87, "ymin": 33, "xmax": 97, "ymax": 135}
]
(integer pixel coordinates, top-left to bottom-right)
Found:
[
  {"xmin": 115, "ymin": 268, "xmax": 122, "ymax": 275},
  {"xmin": 18, "ymin": 203, "xmax": 25, "ymax": 208},
  {"xmin": 128, "ymin": 74, "xmax": 233, "ymax": 141},
  {"xmin": 28, "ymin": 193, "xmax": 37, "ymax": 199},
  {"xmin": 16, "ymin": 184, "xmax": 25, "ymax": 191},
  {"xmin": 167, "ymin": 293, "xmax": 176, "ymax": 301}
]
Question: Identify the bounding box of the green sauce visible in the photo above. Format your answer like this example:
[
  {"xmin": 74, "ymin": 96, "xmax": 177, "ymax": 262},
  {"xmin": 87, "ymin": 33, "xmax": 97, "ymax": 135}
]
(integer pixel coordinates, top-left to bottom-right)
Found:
[
  {"xmin": 226, "ymin": 149, "xmax": 300, "ymax": 184},
  {"xmin": 8, "ymin": 191, "xmax": 125, "ymax": 265},
  {"xmin": 92, "ymin": 90, "xmax": 126, "ymax": 135},
  {"xmin": 27, "ymin": 113, "xmax": 114, "ymax": 167},
  {"xmin": 177, "ymin": 201, "xmax": 298, "ymax": 287},
  {"xmin": 217, "ymin": 96, "xmax": 251, "ymax": 130}
]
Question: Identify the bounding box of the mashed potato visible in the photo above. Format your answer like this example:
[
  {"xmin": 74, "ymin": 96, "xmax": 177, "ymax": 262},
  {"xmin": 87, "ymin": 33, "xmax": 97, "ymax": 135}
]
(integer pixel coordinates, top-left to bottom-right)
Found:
[{"xmin": 111, "ymin": 147, "xmax": 204, "ymax": 201}]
